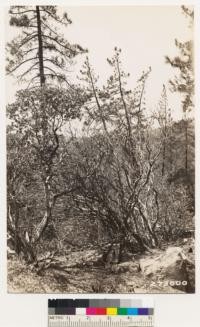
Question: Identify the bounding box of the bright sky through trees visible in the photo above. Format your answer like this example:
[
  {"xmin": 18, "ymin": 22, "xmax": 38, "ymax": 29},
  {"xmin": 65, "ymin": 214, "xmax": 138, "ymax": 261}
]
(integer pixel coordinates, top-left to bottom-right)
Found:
[{"xmin": 6, "ymin": 6, "xmax": 193, "ymax": 120}]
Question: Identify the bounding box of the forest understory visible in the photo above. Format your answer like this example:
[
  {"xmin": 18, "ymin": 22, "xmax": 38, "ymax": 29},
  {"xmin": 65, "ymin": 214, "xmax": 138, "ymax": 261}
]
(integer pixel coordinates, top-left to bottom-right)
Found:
[
  {"xmin": 8, "ymin": 237, "xmax": 195, "ymax": 294},
  {"xmin": 6, "ymin": 5, "xmax": 195, "ymax": 294}
]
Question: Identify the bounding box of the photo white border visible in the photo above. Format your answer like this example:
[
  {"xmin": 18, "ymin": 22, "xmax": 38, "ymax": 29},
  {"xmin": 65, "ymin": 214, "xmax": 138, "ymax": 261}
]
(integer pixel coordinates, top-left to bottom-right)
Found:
[{"xmin": 0, "ymin": 1, "xmax": 199, "ymax": 326}]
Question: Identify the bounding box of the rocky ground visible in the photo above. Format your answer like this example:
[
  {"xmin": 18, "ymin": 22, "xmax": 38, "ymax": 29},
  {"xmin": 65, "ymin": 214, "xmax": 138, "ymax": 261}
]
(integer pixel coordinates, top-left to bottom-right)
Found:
[{"xmin": 7, "ymin": 239, "xmax": 195, "ymax": 294}]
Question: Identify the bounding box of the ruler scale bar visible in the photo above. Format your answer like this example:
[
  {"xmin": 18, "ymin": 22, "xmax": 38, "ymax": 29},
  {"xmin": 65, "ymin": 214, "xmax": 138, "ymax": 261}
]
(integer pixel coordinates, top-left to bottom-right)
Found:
[
  {"xmin": 48, "ymin": 315, "xmax": 154, "ymax": 327},
  {"xmin": 48, "ymin": 299, "xmax": 154, "ymax": 327}
]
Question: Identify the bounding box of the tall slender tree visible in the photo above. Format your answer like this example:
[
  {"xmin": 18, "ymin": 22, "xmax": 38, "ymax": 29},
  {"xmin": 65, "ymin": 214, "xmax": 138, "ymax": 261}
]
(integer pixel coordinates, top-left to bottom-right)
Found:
[
  {"xmin": 155, "ymin": 85, "xmax": 172, "ymax": 176},
  {"xmin": 165, "ymin": 5, "xmax": 194, "ymax": 172},
  {"xmin": 7, "ymin": 6, "xmax": 87, "ymax": 262},
  {"xmin": 7, "ymin": 6, "xmax": 87, "ymax": 87}
]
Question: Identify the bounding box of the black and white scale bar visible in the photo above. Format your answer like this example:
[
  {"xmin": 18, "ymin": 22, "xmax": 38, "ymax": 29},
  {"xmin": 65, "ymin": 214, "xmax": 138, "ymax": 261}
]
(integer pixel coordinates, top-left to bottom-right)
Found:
[{"xmin": 48, "ymin": 315, "xmax": 154, "ymax": 327}]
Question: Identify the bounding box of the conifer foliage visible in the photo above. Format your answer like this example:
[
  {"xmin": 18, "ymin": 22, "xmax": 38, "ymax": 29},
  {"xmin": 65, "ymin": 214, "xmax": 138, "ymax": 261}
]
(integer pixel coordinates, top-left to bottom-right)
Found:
[{"xmin": 7, "ymin": 6, "xmax": 86, "ymax": 86}]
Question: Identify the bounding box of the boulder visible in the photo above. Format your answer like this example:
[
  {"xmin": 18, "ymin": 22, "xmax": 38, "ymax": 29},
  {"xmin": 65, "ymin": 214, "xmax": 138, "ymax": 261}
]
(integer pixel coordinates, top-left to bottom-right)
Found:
[{"xmin": 139, "ymin": 247, "xmax": 195, "ymax": 293}]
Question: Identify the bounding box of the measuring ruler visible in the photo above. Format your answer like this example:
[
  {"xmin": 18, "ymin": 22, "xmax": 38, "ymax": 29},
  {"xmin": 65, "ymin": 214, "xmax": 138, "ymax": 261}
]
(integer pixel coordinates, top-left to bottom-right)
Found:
[
  {"xmin": 48, "ymin": 315, "xmax": 154, "ymax": 327},
  {"xmin": 48, "ymin": 299, "xmax": 154, "ymax": 327}
]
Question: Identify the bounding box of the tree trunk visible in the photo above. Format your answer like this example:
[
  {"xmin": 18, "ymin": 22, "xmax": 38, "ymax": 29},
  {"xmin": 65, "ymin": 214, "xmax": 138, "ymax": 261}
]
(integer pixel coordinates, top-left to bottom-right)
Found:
[
  {"xmin": 137, "ymin": 202, "xmax": 159, "ymax": 247},
  {"xmin": 161, "ymin": 140, "xmax": 166, "ymax": 176},
  {"xmin": 7, "ymin": 224, "xmax": 36, "ymax": 263},
  {"xmin": 36, "ymin": 6, "xmax": 45, "ymax": 86},
  {"xmin": 32, "ymin": 182, "xmax": 53, "ymax": 244},
  {"xmin": 185, "ymin": 118, "xmax": 188, "ymax": 172}
]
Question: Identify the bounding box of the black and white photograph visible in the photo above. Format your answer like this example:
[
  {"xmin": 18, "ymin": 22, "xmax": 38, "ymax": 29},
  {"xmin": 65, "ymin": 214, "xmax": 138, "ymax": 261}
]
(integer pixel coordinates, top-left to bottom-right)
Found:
[{"xmin": 6, "ymin": 5, "xmax": 195, "ymax": 294}]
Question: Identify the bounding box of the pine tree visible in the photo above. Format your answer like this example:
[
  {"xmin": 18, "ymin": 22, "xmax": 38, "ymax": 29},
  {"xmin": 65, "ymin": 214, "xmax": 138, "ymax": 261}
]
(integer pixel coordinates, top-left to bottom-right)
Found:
[
  {"xmin": 6, "ymin": 6, "xmax": 87, "ymax": 262},
  {"xmin": 7, "ymin": 6, "xmax": 87, "ymax": 87},
  {"xmin": 165, "ymin": 5, "xmax": 194, "ymax": 172},
  {"xmin": 156, "ymin": 85, "xmax": 173, "ymax": 176}
]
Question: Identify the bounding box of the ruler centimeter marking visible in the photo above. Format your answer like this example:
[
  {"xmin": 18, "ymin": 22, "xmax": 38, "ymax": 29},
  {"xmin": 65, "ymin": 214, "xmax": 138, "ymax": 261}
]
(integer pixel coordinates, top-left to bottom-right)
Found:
[{"xmin": 48, "ymin": 315, "xmax": 154, "ymax": 327}]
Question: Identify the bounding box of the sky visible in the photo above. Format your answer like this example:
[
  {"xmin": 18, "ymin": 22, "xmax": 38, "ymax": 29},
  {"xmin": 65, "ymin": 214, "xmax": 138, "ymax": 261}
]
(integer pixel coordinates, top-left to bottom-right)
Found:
[{"xmin": 6, "ymin": 5, "xmax": 194, "ymax": 120}]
